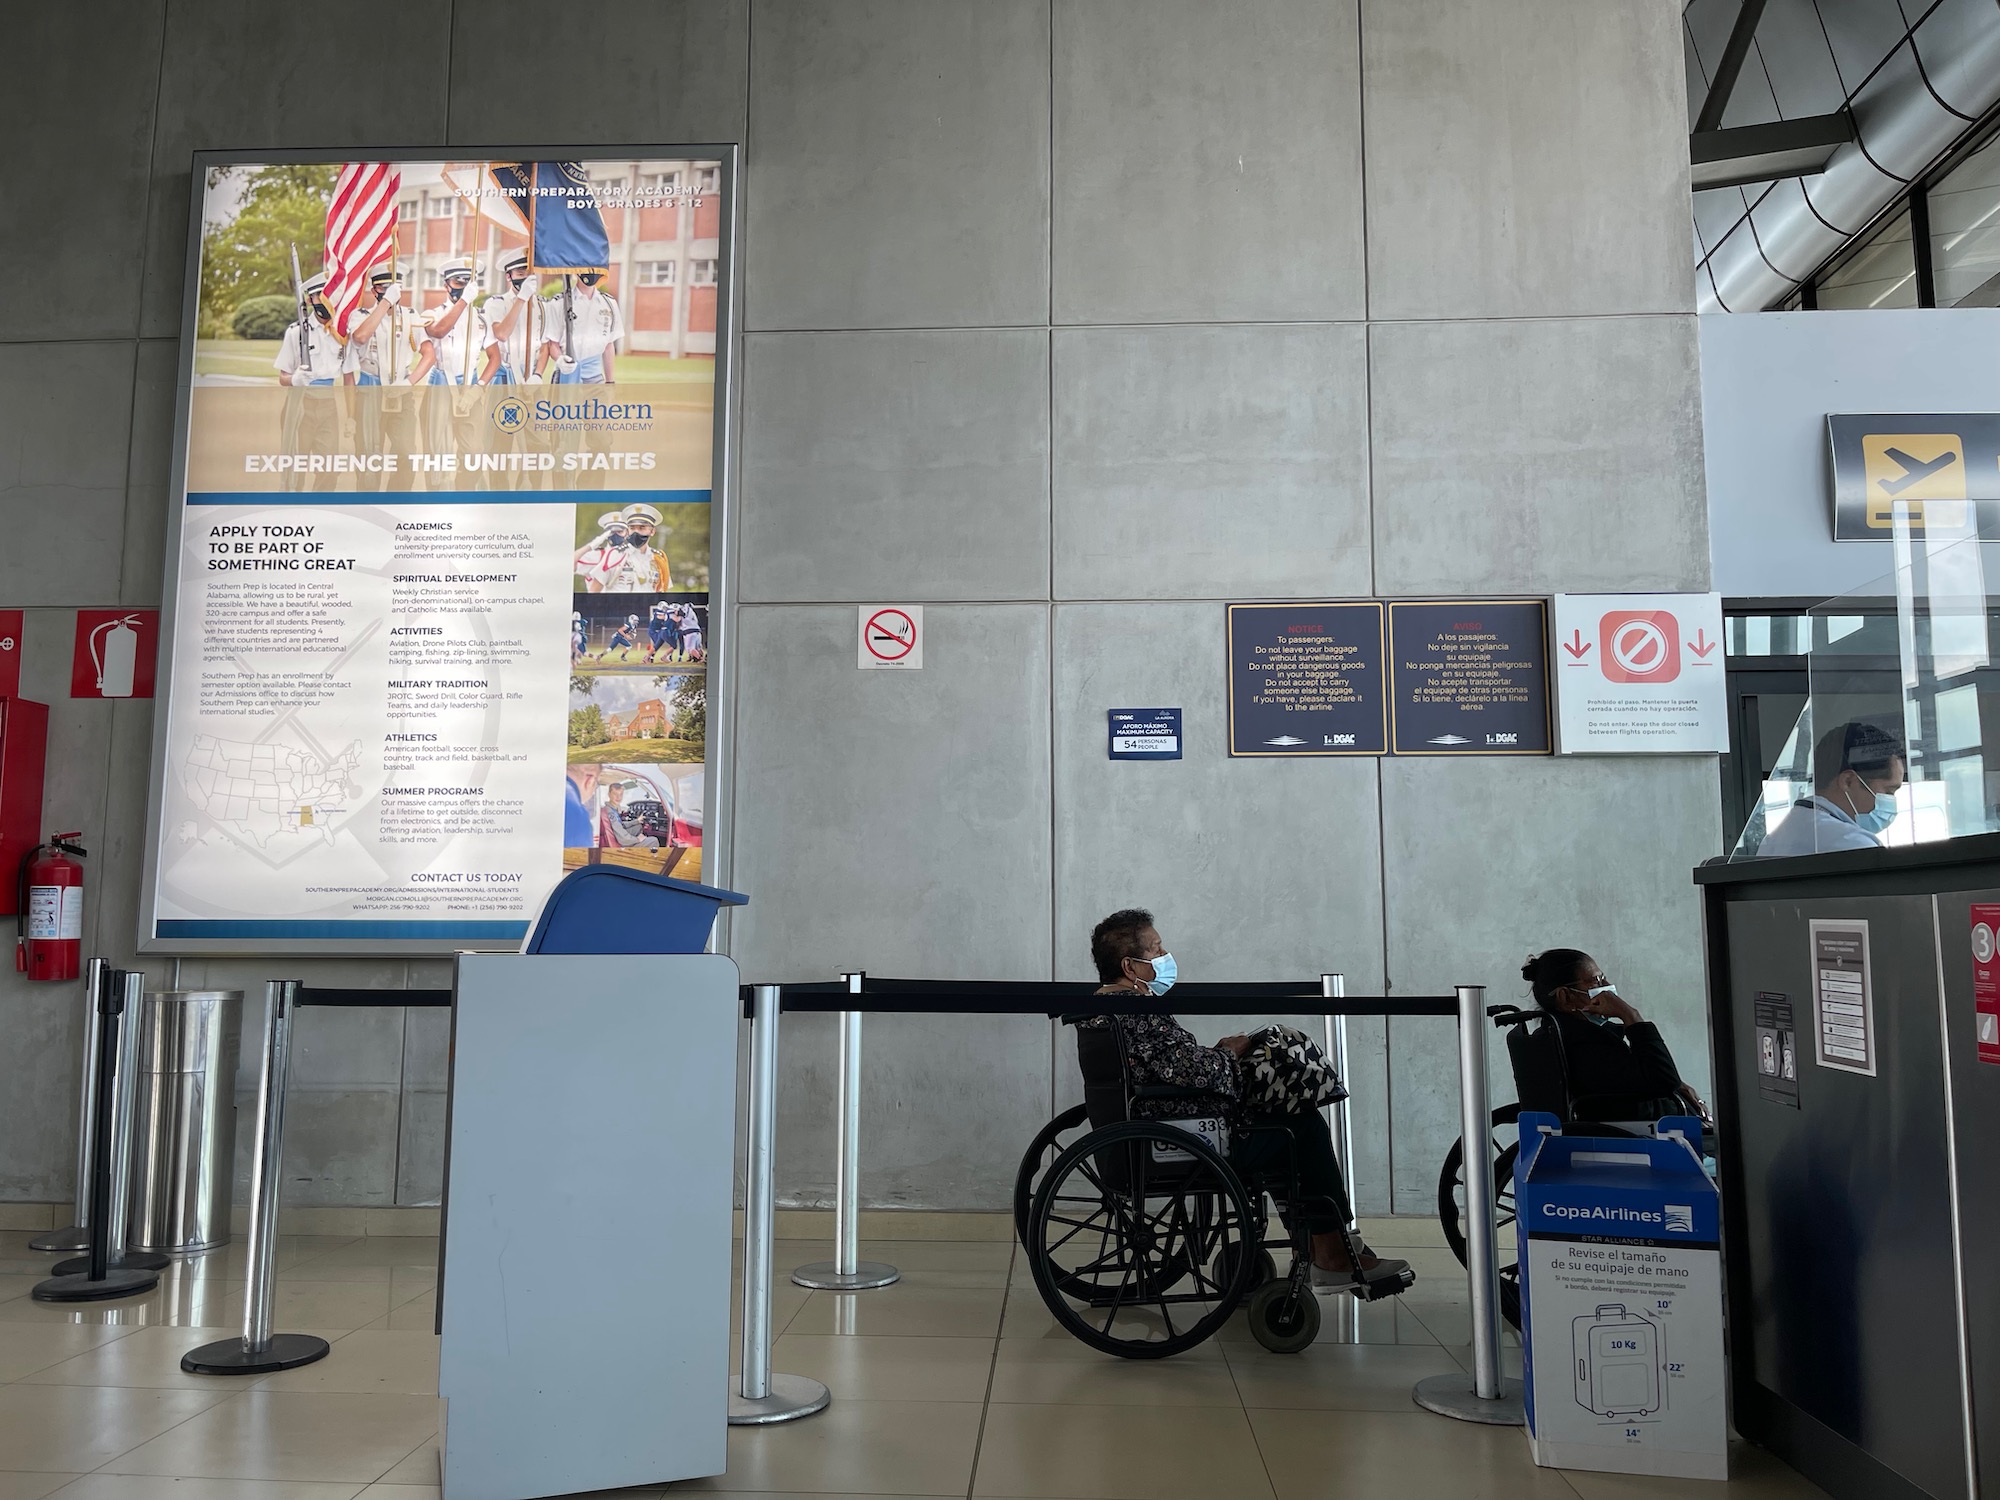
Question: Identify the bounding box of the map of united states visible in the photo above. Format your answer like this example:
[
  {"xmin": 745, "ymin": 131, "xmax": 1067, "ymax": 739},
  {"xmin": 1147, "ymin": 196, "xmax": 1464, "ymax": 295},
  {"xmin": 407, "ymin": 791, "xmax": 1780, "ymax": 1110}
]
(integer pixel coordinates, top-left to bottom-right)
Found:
[{"xmin": 182, "ymin": 735, "xmax": 360, "ymax": 849}]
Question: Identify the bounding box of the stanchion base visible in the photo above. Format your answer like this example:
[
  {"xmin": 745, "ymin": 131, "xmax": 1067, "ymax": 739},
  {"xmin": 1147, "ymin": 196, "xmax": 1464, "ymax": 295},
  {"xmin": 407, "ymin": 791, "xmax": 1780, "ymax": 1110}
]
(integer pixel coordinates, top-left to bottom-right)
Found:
[
  {"xmin": 791, "ymin": 1260, "xmax": 900, "ymax": 1290},
  {"xmin": 180, "ymin": 1333, "xmax": 332, "ymax": 1376},
  {"xmin": 52, "ymin": 1249, "xmax": 172, "ymax": 1276},
  {"xmin": 1412, "ymin": 1372, "xmax": 1524, "ymax": 1425},
  {"xmin": 729, "ymin": 1372, "xmax": 831, "ymax": 1425},
  {"xmin": 31, "ymin": 1268, "xmax": 159, "ymax": 1302},
  {"xmin": 28, "ymin": 1225, "xmax": 88, "ymax": 1253}
]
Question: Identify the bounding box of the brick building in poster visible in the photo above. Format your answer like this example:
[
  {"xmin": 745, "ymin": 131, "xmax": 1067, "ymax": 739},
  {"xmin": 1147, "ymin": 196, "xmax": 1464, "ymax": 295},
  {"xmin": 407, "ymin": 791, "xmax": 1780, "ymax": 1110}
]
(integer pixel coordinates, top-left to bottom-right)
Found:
[
  {"xmin": 392, "ymin": 161, "xmax": 721, "ymax": 357},
  {"xmin": 606, "ymin": 699, "xmax": 673, "ymax": 740}
]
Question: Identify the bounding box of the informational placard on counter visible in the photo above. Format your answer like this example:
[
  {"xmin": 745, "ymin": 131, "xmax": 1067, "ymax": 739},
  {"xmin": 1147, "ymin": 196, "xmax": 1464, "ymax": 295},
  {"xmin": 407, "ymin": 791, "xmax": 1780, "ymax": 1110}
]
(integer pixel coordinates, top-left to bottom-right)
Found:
[
  {"xmin": 1809, "ymin": 919, "xmax": 1876, "ymax": 1076},
  {"xmin": 1387, "ymin": 600, "xmax": 1551, "ymax": 755},
  {"xmin": 1753, "ymin": 992, "xmax": 1800, "ymax": 1107},
  {"xmin": 142, "ymin": 151, "xmax": 731, "ymax": 952},
  {"xmin": 1551, "ymin": 594, "xmax": 1726, "ymax": 754},
  {"xmin": 1226, "ymin": 603, "xmax": 1386, "ymax": 757}
]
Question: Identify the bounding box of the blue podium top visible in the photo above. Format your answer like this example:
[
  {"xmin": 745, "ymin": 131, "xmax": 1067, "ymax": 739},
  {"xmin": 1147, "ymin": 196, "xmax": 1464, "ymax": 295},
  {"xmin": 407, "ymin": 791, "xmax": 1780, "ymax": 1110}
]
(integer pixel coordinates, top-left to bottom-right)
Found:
[{"xmin": 525, "ymin": 865, "xmax": 748, "ymax": 955}]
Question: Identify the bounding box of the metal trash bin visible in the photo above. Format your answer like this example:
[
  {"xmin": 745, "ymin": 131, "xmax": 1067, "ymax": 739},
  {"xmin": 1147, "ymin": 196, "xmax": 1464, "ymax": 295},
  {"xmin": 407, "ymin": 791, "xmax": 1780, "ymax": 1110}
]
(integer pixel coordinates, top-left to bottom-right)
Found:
[{"xmin": 127, "ymin": 990, "xmax": 243, "ymax": 1255}]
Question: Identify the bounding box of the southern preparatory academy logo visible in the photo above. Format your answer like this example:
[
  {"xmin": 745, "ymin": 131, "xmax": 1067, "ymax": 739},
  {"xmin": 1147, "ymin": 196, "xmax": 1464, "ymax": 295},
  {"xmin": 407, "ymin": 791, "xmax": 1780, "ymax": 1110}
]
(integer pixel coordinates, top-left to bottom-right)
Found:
[{"xmin": 491, "ymin": 395, "xmax": 529, "ymax": 435}]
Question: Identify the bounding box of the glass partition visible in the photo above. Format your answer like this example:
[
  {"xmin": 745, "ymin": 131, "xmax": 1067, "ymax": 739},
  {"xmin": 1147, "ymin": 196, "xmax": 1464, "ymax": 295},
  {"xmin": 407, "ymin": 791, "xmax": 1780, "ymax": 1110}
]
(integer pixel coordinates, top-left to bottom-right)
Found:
[{"xmin": 1729, "ymin": 519, "xmax": 2000, "ymax": 858}]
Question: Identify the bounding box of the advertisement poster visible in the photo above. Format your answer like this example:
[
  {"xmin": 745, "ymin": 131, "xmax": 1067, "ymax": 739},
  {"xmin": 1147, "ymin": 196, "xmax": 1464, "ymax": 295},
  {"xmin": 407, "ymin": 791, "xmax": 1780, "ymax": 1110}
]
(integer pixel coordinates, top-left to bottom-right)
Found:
[
  {"xmin": 1551, "ymin": 594, "xmax": 1726, "ymax": 754},
  {"xmin": 1387, "ymin": 600, "xmax": 1551, "ymax": 755},
  {"xmin": 1225, "ymin": 602, "xmax": 1387, "ymax": 756},
  {"xmin": 143, "ymin": 151, "xmax": 730, "ymax": 950},
  {"xmin": 1970, "ymin": 906, "xmax": 2000, "ymax": 1065}
]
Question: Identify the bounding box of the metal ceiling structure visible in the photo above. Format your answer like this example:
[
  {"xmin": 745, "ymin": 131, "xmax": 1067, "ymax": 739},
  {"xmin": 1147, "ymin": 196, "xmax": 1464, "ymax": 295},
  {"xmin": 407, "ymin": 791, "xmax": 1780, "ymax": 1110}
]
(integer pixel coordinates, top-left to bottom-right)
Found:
[{"xmin": 1687, "ymin": 0, "xmax": 2000, "ymax": 311}]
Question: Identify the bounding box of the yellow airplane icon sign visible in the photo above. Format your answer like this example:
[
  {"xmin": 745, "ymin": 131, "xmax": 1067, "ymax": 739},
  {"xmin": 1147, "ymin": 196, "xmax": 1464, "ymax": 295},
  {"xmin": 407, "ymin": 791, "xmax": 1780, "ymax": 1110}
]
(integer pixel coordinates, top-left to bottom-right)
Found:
[{"xmin": 1861, "ymin": 432, "xmax": 1966, "ymax": 531}]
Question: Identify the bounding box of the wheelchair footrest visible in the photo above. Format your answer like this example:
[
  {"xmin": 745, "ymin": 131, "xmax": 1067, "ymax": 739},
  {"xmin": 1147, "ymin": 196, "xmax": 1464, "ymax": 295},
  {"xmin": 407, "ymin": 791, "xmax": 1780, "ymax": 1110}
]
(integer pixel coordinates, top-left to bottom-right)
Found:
[{"xmin": 1353, "ymin": 1266, "xmax": 1416, "ymax": 1302}]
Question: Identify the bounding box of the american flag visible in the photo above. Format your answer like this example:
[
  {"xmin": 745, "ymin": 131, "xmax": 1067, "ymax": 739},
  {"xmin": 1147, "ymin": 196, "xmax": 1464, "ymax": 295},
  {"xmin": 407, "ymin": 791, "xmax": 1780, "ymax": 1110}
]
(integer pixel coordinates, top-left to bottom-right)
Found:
[{"xmin": 322, "ymin": 162, "xmax": 401, "ymax": 342}]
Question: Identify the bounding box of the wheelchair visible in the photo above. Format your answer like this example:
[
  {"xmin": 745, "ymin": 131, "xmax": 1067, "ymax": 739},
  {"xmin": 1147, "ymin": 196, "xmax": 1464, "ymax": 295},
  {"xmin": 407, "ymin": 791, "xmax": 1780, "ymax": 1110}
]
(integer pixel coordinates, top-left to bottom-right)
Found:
[
  {"xmin": 1014, "ymin": 1014, "xmax": 1415, "ymax": 1360},
  {"xmin": 1435, "ymin": 1004, "xmax": 1717, "ymax": 1332}
]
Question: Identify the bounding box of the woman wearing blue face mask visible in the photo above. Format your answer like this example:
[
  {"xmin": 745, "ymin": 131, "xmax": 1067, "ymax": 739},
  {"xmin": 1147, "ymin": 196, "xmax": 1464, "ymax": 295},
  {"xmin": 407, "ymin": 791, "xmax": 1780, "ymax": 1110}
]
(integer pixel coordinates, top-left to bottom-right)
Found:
[
  {"xmin": 1084, "ymin": 909, "xmax": 1408, "ymax": 1285},
  {"xmin": 1518, "ymin": 949, "xmax": 1710, "ymax": 1126}
]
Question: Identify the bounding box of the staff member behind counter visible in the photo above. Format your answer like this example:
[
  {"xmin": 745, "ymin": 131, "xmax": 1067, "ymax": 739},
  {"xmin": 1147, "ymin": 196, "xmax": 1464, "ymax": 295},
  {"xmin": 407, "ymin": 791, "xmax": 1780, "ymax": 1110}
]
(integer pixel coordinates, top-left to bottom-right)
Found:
[
  {"xmin": 1757, "ymin": 721, "xmax": 1906, "ymax": 858},
  {"xmin": 1517, "ymin": 949, "xmax": 1711, "ymax": 1127},
  {"xmin": 1084, "ymin": 909, "xmax": 1410, "ymax": 1288}
]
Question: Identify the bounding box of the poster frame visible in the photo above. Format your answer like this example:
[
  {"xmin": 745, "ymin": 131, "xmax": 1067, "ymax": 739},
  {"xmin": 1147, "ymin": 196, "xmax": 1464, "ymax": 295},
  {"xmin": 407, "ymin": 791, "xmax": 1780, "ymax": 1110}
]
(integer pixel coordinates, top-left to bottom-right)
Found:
[{"xmin": 137, "ymin": 143, "xmax": 742, "ymax": 956}]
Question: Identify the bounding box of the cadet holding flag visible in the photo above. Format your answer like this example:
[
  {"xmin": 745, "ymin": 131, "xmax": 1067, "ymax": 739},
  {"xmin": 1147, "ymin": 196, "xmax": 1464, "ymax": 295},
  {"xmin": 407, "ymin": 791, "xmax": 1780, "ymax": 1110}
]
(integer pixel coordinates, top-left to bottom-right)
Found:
[
  {"xmin": 343, "ymin": 260, "xmax": 422, "ymax": 492},
  {"xmin": 487, "ymin": 250, "xmax": 554, "ymax": 489},
  {"xmin": 413, "ymin": 258, "xmax": 499, "ymax": 485},
  {"xmin": 273, "ymin": 268, "xmax": 344, "ymax": 493}
]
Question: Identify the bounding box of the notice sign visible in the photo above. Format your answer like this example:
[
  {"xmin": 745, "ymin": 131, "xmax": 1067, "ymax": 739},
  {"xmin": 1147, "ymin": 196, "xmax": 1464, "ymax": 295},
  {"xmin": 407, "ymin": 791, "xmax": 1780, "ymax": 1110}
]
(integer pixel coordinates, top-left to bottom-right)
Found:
[
  {"xmin": 1226, "ymin": 603, "xmax": 1386, "ymax": 757},
  {"xmin": 1827, "ymin": 414, "xmax": 2000, "ymax": 540},
  {"xmin": 1551, "ymin": 594, "xmax": 1725, "ymax": 754},
  {"xmin": 1387, "ymin": 600, "xmax": 1550, "ymax": 755},
  {"xmin": 144, "ymin": 151, "xmax": 729, "ymax": 951},
  {"xmin": 1809, "ymin": 919, "xmax": 1876, "ymax": 1075},
  {"xmin": 1971, "ymin": 906, "xmax": 2000, "ymax": 1065},
  {"xmin": 73, "ymin": 610, "xmax": 161, "ymax": 700},
  {"xmin": 1753, "ymin": 992, "xmax": 1800, "ymax": 1107},
  {"xmin": 1108, "ymin": 708, "xmax": 1181, "ymax": 761},
  {"xmin": 858, "ymin": 605, "xmax": 922, "ymax": 669},
  {"xmin": 0, "ymin": 610, "xmax": 21, "ymax": 700}
]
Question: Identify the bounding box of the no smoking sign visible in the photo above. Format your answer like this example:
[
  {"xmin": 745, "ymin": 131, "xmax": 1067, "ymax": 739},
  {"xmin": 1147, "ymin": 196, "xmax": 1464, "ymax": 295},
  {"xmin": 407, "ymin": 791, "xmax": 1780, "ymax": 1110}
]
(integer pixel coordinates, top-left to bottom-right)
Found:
[{"xmin": 858, "ymin": 605, "xmax": 923, "ymax": 670}]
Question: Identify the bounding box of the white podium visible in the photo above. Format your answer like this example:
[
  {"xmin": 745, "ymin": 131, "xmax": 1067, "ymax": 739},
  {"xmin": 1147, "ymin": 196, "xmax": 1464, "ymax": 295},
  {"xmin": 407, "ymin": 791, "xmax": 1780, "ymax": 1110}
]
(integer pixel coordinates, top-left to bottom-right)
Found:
[{"xmin": 438, "ymin": 953, "xmax": 739, "ymax": 1500}]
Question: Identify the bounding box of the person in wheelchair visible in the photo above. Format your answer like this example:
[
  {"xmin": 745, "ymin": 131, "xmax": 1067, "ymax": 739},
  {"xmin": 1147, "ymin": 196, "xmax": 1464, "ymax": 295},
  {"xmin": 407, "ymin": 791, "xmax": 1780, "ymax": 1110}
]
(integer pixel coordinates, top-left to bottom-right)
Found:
[
  {"xmin": 1084, "ymin": 908, "xmax": 1411, "ymax": 1290},
  {"xmin": 1518, "ymin": 948, "xmax": 1711, "ymax": 1128}
]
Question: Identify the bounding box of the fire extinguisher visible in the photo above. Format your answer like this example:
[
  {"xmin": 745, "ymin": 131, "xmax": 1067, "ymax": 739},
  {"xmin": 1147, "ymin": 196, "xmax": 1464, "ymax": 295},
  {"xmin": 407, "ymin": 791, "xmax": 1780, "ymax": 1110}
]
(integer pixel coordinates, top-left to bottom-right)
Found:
[
  {"xmin": 89, "ymin": 615, "xmax": 142, "ymax": 699},
  {"xmin": 17, "ymin": 833, "xmax": 86, "ymax": 981}
]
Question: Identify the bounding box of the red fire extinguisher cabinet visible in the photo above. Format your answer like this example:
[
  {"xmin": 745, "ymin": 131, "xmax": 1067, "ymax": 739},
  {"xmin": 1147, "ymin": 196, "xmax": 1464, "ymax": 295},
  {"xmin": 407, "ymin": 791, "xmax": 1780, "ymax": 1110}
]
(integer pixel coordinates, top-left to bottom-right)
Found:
[{"xmin": 0, "ymin": 699, "xmax": 50, "ymax": 916}]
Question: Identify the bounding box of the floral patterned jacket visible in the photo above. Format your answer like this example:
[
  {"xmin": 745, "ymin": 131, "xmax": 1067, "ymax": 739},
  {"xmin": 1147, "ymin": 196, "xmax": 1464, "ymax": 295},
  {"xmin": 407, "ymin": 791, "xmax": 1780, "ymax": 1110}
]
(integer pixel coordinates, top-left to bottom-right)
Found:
[{"xmin": 1079, "ymin": 997, "xmax": 1239, "ymax": 1121}]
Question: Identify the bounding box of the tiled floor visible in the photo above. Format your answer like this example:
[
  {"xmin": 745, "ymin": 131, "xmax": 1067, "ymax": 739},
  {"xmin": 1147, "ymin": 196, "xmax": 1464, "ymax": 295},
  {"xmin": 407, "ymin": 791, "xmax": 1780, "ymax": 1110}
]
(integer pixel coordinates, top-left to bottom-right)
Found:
[{"xmin": 0, "ymin": 1223, "xmax": 1830, "ymax": 1500}]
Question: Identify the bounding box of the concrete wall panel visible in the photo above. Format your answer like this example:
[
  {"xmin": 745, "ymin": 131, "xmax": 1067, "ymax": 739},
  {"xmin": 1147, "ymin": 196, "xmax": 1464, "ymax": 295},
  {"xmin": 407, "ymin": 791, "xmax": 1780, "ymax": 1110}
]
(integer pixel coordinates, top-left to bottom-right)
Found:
[
  {"xmin": 1361, "ymin": 0, "xmax": 1694, "ymax": 319},
  {"xmin": 740, "ymin": 330, "xmax": 1050, "ymax": 601},
  {"xmin": 1052, "ymin": 0, "xmax": 1365, "ymax": 324},
  {"xmin": 447, "ymin": 0, "xmax": 748, "ymax": 146},
  {"xmin": 138, "ymin": 0, "xmax": 455, "ymax": 338},
  {"xmin": 0, "ymin": 343, "xmax": 138, "ymax": 607},
  {"xmin": 1052, "ymin": 325, "xmax": 1371, "ymax": 601},
  {"xmin": 746, "ymin": 0, "xmax": 1050, "ymax": 330},
  {"xmin": 0, "ymin": 2, "xmax": 164, "ymax": 341},
  {"xmin": 1379, "ymin": 755, "xmax": 1721, "ymax": 1211},
  {"xmin": 120, "ymin": 340, "xmax": 180, "ymax": 607},
  {"xmin": 1370, "ymin": 316, "xmax": 1706, "ymax": 597}
]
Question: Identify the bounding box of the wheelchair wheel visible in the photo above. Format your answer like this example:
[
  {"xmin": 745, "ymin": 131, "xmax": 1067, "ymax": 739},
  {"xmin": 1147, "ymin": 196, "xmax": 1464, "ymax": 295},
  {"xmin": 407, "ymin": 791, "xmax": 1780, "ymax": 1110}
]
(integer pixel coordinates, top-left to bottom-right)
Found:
[
  {"xmin": 1247, "ymin": 1278, "xmax": 1320, "ymax": 1354},
  {"xmin": 1438, "ymin": 1103, "xmax": 1522, "ymax": 1331},
  {"xmin": 1027, "ymin": 1120, "xmax": 1261, "ymax": 1359},
  {"xmin": 1214, "ymin": 1240, "xmax": 1279, "ymax": 1294},
  {"xmin": 1014, "ymin": 1103, "xmax": 1091, "ymax": 1247}
]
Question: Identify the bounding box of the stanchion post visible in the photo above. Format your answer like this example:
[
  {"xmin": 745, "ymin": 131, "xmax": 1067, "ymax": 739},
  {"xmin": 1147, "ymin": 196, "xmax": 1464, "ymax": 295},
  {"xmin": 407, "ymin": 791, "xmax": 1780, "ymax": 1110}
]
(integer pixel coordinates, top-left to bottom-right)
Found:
[
  {"xmin": 33, "ymin": 965, "xmax": 158, "ymax": 1301},
  {"xmin": 181, "ymin": 981, "xmax": 329, "ymax": 1375},
  {"xmin": 54, "ymin": 971, "xmax": 170, "ymax": 1275},
  {"xmin": 30, "ymin": 958, "xmax": 107, "ymax": 1253},
  {"xmin": 1320, "ymin": 973, "xmax": 1355, "ymax": 1228},
  {"xmin": 1414, "ymin": 984, "xmax": 1524, "ymax": 1425},
  {"xmin": 731, "ymin": 984, "xmax": 829, "ymax": 1424},
  {"xmin": 793, "ymin": 971, "xmax": 898, "ymax": 1291}
]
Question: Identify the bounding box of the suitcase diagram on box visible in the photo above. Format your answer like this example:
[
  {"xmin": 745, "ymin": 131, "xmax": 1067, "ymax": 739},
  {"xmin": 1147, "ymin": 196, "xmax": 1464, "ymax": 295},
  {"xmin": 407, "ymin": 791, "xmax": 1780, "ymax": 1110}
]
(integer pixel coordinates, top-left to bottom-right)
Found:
[{"xmin": 1573, "ymin": 1304, "xmax": 1664, "ymax": 1418}]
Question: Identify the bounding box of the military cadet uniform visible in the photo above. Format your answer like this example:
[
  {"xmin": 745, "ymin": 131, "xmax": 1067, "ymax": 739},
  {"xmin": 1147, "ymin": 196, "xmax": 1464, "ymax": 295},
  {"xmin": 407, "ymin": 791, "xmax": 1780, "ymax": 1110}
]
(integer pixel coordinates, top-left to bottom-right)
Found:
[
  {"xmin": 485, "ymin": 251, "xmax": 555, "ymax": 489},
  {"xmin": 420, "ymin": 257, "xmax": 498, "ymax": 488},
  {"xmin": 548, "ymin": 276, "xmax": 624, "ymax": 488},
  {"xmin": 272, "ymin": 271, "xmax": 344, "ymax": 493},
  {"xmin": 344, "ymin": 261, "xmax": 423, "ymax": 492},
  {"xmin": 592, "ymin": 502, "xmax": 674, "ymax": 593}
]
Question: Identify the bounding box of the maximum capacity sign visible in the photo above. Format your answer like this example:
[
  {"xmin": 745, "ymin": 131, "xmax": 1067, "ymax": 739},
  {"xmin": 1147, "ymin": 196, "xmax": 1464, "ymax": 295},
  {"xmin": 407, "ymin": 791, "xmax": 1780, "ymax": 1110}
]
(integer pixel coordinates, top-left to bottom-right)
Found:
[{"xmin": 858, "ymin": 605, "xmax": 923, "ymax": 670}]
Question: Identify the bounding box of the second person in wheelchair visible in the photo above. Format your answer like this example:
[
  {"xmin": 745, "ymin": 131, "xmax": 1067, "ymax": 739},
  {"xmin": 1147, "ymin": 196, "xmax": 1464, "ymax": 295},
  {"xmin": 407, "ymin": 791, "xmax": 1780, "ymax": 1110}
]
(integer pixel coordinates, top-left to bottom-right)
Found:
[
  {"xmin": 1517, "ymin": 948, "xmax": 1712, "ymax": 1128},
  {"xmin": 1083, "ymin": 908, "xmax": 1412, "ymax": 1291}
]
